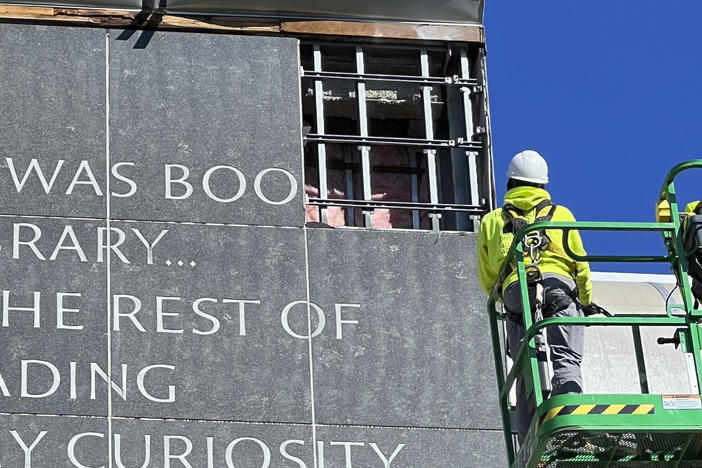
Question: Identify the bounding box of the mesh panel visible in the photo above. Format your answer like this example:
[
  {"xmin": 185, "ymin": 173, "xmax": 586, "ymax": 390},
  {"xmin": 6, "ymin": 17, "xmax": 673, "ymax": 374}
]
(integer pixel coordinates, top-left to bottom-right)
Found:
[{"xmin": 534, "ymin": 431, "xmax": 702, "ymax": 467}]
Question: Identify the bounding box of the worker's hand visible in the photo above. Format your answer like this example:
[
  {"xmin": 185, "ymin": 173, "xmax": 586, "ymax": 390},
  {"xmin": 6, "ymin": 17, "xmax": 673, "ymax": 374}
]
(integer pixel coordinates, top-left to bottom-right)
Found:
[{"xmin": 582, "ymin": 302, "xmax": 613, "ymax": 317}]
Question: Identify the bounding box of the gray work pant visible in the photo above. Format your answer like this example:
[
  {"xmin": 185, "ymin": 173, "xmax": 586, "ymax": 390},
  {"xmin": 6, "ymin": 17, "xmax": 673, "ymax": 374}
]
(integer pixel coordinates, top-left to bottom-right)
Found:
[{"xmin": 503, "ymin": 273, "xmax": 584, "ymax": 444}]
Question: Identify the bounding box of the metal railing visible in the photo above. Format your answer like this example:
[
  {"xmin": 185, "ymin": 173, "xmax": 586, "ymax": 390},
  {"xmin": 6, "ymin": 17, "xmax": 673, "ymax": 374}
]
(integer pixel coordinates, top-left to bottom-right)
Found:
[{"xmin": 487, "ymin": 160, "xmax": 702, "ymax": 466}]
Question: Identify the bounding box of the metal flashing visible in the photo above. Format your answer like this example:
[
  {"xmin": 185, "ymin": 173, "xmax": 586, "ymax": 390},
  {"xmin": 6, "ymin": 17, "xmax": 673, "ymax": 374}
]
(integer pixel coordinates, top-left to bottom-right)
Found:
[
  {"xmin": 0, "ymin": 0, "xmax": 484, "ymax": 24},
  {"xmin": 591, "ymin": 271, "xmax": 678, "ymax": 284}
]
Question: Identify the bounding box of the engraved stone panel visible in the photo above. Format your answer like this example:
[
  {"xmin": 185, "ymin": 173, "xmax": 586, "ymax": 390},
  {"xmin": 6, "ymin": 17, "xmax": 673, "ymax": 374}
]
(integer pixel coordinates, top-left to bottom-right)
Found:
[
  {"xmin": 307, "ymin": 228, "xmax": 500, "ymax": 429},
  {"xmin": 315, "ymin": 425, "xmax": 506, "ymax": 468},
  {"xmin": 0, "ymin": 21, "xmax": 503, "ymax": 467},
  {"xmin": 0, "ymin": 414, "xmax": 108, "ymax": 467},
  {"xmin": 112, "ymin": 419, "xmax": 314, "ymax": 467},
  {"xmin": 0, "ymin": 217, "xmax": 108, "ymax": 416},
  {"xmin": 109, "ymin": 222, "xmax": 311, "ymax": 422},
  {"xmin": 109, "ymin": 30, "xmax": 304, "ymax": 226},
  {"xmin": 0, "ymin": 24, "xmax": 106, "ymax": 218}
]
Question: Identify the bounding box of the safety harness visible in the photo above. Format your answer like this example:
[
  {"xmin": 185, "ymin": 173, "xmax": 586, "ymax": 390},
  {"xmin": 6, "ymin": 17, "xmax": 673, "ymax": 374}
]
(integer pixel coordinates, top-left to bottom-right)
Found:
[
  {"xmin": 501, "ymin": 200, "xmax": 576, "ymax": 322},
  {"xmin": 502, "ymin": 200, "xmax": 571, "ymax": 398}
]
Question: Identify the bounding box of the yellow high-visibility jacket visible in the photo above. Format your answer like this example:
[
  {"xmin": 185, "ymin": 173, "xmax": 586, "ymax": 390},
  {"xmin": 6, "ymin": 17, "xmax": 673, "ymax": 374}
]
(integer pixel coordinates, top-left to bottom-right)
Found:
[
  {"xmin": 477, "ymin": 186, "xmax": 593, "ymax": 305},
  {"xmin": 685, "ymin": 201, "xmax": 702, "ymax": 213}
]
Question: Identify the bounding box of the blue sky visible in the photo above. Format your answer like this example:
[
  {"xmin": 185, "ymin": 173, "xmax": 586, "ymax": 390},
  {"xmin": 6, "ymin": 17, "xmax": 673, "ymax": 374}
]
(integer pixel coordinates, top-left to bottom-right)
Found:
[{"xmin": 484, "ymin": 1, "xmax": 702, "ymax": 273}]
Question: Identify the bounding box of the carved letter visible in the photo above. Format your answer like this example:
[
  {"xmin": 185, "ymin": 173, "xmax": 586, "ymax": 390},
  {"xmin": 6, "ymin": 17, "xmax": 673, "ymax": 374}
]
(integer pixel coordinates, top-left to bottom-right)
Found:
[
  {"xmin": 3, "ymin": 291, "xmax": 41, "ymax": 328},
  {"xmin": 202, "ymin": 165, "xmax": 246, "ymax": 203},
  {"xmin": 254, "ymin": 168, "xmax": 297, "ymax": 205},
  {"xmin": 281, "ymin": 301, "xmax": 325, "ymax": 339},
  {"xmin": 6, "ymin": 157, "xmax": 64, "ymax": 193},
  {"xmin": 50, "ymin": 226, "xmax": 88, "ymax": 262},
  {"xmin": 334, "ymin": 303, "xmax": 360, "ymax": 340},
  {"xmin": 13, "ymin": 223, "xmax": 45, "ymax": 260},
  {"xmin": 192, "ymin": 298, "xmax": 220, "ymax": 336},
  {"xmin": 97, "ymin": 227, "xmax": 130, "ymax": 264},
  {"xmin": 156, "ymin": 297, "xmax": 183, "ymax": 334},
  {"xmin": 67, "ymin": 432, "xmax": 105, "ymax": 468},
  {"xmin": 222, "ymin": 299, "xmax": 260, "ymax": 336},
  {"xmin": 114, "ymin": 433, "xmax": 151, "ymax": 468},
  {"xmin": 90, "ymin": 362, "xmax": 127, "ymax": 401},
  {"xmin": 10, "ymin": 430, "xmax": 47, "ymax": 468},
  {"xmin": 137, "ymin": 365, "xmax": 176, "ymax": 403},
  {"xmin": 330, "ymin": 442, "xmax": 364, "ymax": 468},
  {"xmin": 225, "ymin": 437, "xmax": 270, "ymax": 468},
  {"xmin": 57, "ymin": 292, "xmax": 83, "ymax": 330},
  {"xmin": 21, "ymin": 360, "xmax": 60, "ymax": 398},
  {"xmin": 369, "ymin": 443, "xmax": 405, "ymax": 468},
  {"xmin": 113, "ymin": 295, "xmax": 146, "ymax": 332},
  {"xmin": 280, "ymin": 440, "xmax": 307, "ymax": 468},
  {"xmin": 164, "ymin": 436, "xmax": 193, "ymax": 468},
  {"xmin": 165, "ymin": 164, "xmax": 193, "ymax": 200},
  {"xmin": 111, "ymin": 162, "xmax": 138, "ymax": 198},
  {"xmin": 66, "ymin": 160, "xmax": 103, "ymax": 196},
  {"xmin": 131, "ymin": 228, "xmax": 168, "ymax": 265}
]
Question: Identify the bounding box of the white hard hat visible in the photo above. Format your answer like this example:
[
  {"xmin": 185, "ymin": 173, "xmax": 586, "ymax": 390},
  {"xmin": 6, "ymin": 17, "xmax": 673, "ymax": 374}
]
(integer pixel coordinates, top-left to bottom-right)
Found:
[{"xmin": 506, "ymin": 150, "xmax": 549, "ymax": 184}]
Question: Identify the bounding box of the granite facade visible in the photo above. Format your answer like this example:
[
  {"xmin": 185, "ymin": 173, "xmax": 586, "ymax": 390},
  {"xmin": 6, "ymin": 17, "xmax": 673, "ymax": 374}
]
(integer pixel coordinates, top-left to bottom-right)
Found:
[{"xmin": 0, "ymin": 22, "xmax": 504, "ymax": 467}]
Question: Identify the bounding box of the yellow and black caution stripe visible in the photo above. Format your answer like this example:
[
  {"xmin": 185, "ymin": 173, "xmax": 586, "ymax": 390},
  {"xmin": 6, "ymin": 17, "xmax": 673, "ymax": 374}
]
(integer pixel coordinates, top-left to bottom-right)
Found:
[{"xmin": 534, "ymin": 404, "xmax": 655, "ymax": 434}]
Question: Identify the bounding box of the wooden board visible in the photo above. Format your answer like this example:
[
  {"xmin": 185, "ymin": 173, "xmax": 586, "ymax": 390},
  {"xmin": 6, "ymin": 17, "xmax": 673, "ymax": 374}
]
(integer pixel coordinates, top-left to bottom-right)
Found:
[{"xmin": 0, "ymin": 5, "xmax": 484, "ymax": 42}]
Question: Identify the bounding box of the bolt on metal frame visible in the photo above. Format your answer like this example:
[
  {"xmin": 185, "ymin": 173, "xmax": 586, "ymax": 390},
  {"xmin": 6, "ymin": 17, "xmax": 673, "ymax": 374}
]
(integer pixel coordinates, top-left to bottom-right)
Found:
[
  {"xmin": 301, "ymin": 41, "xmax": 492, "ymax": 231},
  {"xmin": 487, "ymin": 160, "xmax": 702, "ymax": 467}
]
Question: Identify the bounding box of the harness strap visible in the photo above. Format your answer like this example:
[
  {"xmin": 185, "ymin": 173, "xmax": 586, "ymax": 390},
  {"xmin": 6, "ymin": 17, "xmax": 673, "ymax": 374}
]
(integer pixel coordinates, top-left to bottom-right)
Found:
[
  {"xmin": 503, "ymin": 200, "xmax": 556, "ymax": 236},
  {"xmin": 502, "ymin": 204, "xmax": 526, "ymax": 234},
  {"xmin": 541, "ymin": 293, "xmax": 574, "ymax": 318},
  {"xmin": 534, "ymin": 199, "xmax": 557, "ymax": 223},
  {"xmin": 499, "ymin": 199, "xmax": 579, "ymax": 291},
  {"xmin": 506, "ymin": 288, "xmax": 575, "ymax": 323}
]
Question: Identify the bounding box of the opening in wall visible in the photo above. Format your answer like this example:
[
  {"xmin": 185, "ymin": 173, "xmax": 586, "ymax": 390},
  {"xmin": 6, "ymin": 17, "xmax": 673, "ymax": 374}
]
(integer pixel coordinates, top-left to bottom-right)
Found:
[{"xmin": 300, "ymin": 41, "xmax": 493, "ymax": 232}]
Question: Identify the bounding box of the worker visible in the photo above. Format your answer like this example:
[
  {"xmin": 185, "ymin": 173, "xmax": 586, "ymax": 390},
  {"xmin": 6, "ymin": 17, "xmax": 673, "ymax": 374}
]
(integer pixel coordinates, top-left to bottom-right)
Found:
[{"xmin": 477, "ymin": 149, "xmax": 602, "ymax": 444}]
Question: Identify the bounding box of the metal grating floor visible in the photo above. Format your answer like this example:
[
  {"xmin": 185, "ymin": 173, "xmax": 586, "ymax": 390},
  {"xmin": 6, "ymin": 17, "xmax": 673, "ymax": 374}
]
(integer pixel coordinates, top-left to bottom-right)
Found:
[{"xmin": 534, "ymin": 431, "xmax": 702, "ymax": 467}]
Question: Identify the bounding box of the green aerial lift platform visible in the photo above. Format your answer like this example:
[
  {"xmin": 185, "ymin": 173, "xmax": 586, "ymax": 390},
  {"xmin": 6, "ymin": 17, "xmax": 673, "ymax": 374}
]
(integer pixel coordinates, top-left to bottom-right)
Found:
[{"xmin": 487, "ymin": 161, "xmax": 702, "ymax": 467}]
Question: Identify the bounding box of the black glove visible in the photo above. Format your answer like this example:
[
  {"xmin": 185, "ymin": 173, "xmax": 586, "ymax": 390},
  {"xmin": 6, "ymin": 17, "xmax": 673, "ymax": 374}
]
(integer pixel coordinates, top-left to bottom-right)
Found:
[{"xmin": 582, "ymin": 302, "xmax": 613, "ymax": 317}]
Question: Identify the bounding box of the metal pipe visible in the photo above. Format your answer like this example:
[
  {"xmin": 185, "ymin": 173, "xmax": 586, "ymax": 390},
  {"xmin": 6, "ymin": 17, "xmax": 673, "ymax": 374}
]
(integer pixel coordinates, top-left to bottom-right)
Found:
[
  {"xmin": 300, "ymin": 40, "xmax": 449, "ymax": 52},
  {"xmin": 305, "ymin": 133, "xmax": 481, "ymax": 150},
  {"xmin": 301, "ymin": 70, "xmax": 475, "ymax": 86},
  {"xmin": 343, "ymin": 146, "xmax": 355, "ymax": 226},
  {"xmin": 313, "ymin": 44, "xmax": 328, "ymax": 224},
  {"xmin": 356, "ymin": 46, "xmax": 373, "ymax": 227},
  {"xmin": 516, "ymin": 247, "xmax": 544, "ymax": 407},
  {"xmin": 632, "ymin": 325, "xmax": 650, "ymax": 394},
  {"xmin": 307, "ymin": 197, "xmax": 483, "ymax": 213},
  {"xmin": 460, "ymin": 49, "xmax": 480, "ymax": 232},
  {"xmin": 420, "ymin": 48, "xmax": 440, "ymax": 231},
  {"xmin": 409, "ymin": 152, "xmax": 420, "ymax": 229},
  {"xmin": 489, "ymin": 301, "xmax": 516, "ymax": 464}
]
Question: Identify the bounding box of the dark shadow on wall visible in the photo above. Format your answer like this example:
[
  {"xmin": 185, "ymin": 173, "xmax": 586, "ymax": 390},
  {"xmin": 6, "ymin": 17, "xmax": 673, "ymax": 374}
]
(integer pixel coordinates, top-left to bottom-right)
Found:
[{"xmin": 115, "ymin": 0, "xmax": 166, "ymax": 49}]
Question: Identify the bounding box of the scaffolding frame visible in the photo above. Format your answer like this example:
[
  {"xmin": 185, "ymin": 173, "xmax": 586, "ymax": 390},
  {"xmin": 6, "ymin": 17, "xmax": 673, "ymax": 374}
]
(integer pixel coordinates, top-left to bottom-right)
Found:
[{"xmin": 301, "ymin": 41, "xmax": 493, "ymax": 231}]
